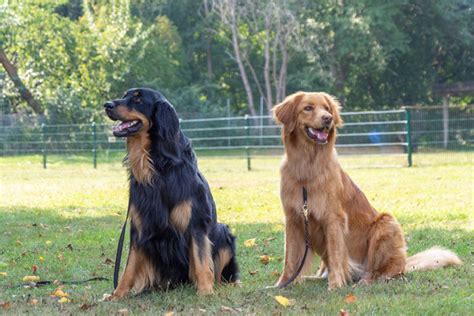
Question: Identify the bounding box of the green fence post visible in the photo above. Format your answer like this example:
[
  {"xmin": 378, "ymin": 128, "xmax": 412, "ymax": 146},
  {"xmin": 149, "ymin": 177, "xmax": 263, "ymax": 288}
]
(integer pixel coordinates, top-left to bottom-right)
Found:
[
  {"xmin": 41, "ymin": 123, "xmax": 47, "ymax": 169},
  {"xmin": 245, "ymin": 114, "xmax": 251, "ymax": 171},
  {"xmin": 404, "ymin": 107, "xmax": 412, "ymax": 167},
  {"xmin": 92, "ymin": 122, "xmax": 97, "ymax": 169}
]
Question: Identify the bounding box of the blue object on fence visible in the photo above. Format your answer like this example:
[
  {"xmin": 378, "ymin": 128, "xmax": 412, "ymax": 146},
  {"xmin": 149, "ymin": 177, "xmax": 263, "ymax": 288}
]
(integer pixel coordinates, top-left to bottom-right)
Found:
[{"xmin": 368, "ymin": 129, "xmax": 382, "ymax": 144}]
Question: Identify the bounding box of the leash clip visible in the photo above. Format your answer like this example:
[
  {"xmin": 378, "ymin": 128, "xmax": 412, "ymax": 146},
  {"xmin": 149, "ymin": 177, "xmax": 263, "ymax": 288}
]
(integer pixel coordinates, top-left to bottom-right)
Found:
[{"xmin": 302, "ymin": 203, "xmax": 309, "ymax": 220}]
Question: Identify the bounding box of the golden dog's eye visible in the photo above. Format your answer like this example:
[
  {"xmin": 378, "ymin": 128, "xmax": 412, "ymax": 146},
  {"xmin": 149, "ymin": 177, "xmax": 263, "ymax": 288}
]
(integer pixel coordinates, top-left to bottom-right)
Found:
[{"xmin": 304, "ymin": 106, "xmax": 313, "ymax": 112}]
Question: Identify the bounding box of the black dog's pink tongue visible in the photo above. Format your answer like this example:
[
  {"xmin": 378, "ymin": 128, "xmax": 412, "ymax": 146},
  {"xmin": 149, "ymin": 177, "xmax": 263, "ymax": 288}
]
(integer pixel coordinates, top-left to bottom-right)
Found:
[{"xmin": 113, "ymin": 121, "xmax": 138, "ymax": 133}]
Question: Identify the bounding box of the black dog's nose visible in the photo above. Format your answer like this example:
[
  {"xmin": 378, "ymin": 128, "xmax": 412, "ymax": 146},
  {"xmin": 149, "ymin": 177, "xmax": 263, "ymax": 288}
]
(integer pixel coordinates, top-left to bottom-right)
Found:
[
  {"xmin": 104, "ymin": 101, "xmax": 115, "ymax": 110},
  {"xmin": 322, "ymin": 114, "xmax": 333, "ymax": 125}
]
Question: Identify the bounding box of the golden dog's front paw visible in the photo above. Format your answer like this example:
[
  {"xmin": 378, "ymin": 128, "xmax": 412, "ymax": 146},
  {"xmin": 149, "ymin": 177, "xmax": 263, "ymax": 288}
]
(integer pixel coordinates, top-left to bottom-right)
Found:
[
  {"xmin": 328, "ymin": 274, "xmax": 347, "ymax": 290},
  {"xmin": 197, "ymin": 286, "xmax": 214, "ymax": 296},
  {"xmin": 103, "ymin": 293, "xmax": 120, "ymax": 301}
]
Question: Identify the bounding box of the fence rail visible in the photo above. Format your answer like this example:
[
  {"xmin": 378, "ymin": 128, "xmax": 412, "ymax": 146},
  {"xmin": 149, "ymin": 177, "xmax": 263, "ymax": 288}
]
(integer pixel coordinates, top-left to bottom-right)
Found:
[{"xmin": 0, "ymin": 106, "xmax": 472, "ymax": 169}]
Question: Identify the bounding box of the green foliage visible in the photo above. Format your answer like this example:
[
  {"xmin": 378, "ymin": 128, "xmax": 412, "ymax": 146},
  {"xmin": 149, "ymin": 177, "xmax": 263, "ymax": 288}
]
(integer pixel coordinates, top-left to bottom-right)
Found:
[{"xmin": 0, "ymin": 0, "xmax": 472, "ymax": 122}]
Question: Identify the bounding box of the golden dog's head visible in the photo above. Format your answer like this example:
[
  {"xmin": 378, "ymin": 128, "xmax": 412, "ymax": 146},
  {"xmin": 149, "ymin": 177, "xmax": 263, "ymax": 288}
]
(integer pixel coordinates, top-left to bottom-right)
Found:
[{"xmin": 273, "ymin": 91, "xmax": 343, "ymax": 145}]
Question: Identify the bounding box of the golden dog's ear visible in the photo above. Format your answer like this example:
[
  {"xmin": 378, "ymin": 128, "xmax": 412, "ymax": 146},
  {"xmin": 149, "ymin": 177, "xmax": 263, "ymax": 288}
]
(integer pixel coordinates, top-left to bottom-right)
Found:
[
  {"xmin": 272, "ymin": 92, "xmax": 305, "ymax": 133},
  {"xmin": 322, "ymin": 93, "xmax": 343, "ymax": 127}
]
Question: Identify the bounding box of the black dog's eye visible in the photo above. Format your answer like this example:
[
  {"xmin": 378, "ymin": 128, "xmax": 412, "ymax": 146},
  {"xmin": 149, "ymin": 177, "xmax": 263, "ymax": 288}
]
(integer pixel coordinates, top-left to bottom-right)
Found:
[{"xmin": 304, "ymin": 106, "xmax": 313, "ymax": 112}]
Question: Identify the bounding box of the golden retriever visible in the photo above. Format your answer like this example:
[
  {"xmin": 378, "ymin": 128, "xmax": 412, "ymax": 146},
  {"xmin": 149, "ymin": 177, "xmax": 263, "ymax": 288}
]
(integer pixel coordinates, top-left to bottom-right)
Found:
[{"xmin": 272, "ymin": 91, "xmax": 462, "ymax": 289}]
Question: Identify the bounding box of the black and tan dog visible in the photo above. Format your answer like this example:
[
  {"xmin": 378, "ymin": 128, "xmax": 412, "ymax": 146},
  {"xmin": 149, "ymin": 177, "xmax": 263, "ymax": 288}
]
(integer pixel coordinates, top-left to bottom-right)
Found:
[{"xmin": 104, "ymin": 88, "xmax": 239, "ymax": 299}]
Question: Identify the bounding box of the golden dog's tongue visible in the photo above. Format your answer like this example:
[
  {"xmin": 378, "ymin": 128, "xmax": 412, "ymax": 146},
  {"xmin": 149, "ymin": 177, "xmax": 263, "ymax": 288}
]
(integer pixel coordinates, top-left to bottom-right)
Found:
[
  {"xmin": 316, "ymin": 130, "xmax": 328, "ymax": 142},
  {"xmin": 308, "ymin": 127, "xmax": 328, "ymax": 142}
]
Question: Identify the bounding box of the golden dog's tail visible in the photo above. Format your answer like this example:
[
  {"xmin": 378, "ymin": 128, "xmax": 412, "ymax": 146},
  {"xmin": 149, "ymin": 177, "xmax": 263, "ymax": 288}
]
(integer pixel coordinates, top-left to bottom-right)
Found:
[{"xmin": 405, "ymin": 246, "xmax": 462, "ymax": 272}]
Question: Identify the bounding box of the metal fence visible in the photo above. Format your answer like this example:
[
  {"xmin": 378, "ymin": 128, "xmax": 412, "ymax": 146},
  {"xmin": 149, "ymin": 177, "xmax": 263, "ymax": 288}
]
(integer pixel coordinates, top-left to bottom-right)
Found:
[{"xmin": 0, "ymin": 106, "xmax": 472, "ymax": 169}]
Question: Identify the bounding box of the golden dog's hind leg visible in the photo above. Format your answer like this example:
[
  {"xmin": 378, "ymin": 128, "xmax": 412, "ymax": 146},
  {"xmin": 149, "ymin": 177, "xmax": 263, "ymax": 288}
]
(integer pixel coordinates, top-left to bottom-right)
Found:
[
  {"xmin": 189, "ymin": 235, "xmax": 215, "ymax": 295},
  {"xmin": 364, "ymin": 213, "xmax": 406, "ymax": 283},
  {"xmin": 276, "ymin": 217, "xmax": 314, "ymax": 286}
]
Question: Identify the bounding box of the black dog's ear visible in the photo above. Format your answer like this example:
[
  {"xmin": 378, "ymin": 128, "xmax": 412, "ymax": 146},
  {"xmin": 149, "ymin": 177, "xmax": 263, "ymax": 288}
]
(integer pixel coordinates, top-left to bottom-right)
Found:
[{"xmin": 154, "ymin": 99, "xmax": 180, "ymax": 141}]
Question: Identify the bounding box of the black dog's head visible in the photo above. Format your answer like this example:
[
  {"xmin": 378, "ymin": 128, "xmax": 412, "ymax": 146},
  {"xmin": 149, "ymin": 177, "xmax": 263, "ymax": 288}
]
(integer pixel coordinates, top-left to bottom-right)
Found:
[{"xmin": 104, "ymin": 88, "xmax": 179, "ymax": 141}]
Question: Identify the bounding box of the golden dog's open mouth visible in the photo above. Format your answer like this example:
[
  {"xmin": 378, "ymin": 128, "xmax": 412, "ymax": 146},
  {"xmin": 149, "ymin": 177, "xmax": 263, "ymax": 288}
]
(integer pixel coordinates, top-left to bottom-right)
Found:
[
  {"xmin": 305, "ymin": 126, "xmax": 330, "ymax": 144},
  {"xmin": 112, "ymin": 120, "xmax": 143, "ymax": 137}
]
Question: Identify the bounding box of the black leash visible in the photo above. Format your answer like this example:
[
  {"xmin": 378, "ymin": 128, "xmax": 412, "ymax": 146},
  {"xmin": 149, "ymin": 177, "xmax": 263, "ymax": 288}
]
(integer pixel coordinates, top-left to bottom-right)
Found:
[
  {"xmin": 11, "ymin": 277, "xmax": 109, "ymax": 288},
  {"xmin": 113, "ymin": 199, "xmax": 131, "ymax": 290},
  {"xmin": 278, "ymin": 187, "xmax": 311, "ymax": 289}
]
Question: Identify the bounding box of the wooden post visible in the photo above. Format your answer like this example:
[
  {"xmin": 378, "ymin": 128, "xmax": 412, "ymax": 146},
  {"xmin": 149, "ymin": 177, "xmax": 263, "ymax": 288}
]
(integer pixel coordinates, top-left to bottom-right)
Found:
[{"xmin": 442, "ymin": 95, "xmax": 449, "ymax": 149}]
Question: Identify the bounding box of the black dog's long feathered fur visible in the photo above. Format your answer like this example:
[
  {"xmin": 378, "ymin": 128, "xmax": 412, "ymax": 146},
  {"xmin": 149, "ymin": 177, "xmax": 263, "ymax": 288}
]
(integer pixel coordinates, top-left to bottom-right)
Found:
[{"xmin": 105, "ymin": 88, "xmax": 239, "ymax": 298}]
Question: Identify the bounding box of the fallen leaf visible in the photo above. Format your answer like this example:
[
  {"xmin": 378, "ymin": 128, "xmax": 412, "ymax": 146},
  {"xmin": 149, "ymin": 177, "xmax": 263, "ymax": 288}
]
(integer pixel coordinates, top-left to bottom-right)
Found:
[
  {"xmin": 244, "ymin": 238, "xmax": 257, "ymax": 247},
  {"xmin": 79, "ymin": 303, "xmax": 96, "ymax": 311},
  {"xmin": 16, "ymin": 240, "xmax": 22, "ymax": 245},
  {"xmin": 221, "ymin": 305, "xmax": 238, "ymax": 313},
  {"xmin": 45, "ymin": 240, "xmax": 52, "ymax": 245},
  {"xmin": 260, "ymin": 255, "xmax": 270, "ymax": 265},
  {"xmin": 118, "ymin": 308, "xmax": 129, "ymax": 315},
  {"xmin": 274, "ymin": 295, "xmax": 295, "ymax": 307},
  {"xmin": 22, "ymin": 275, "xmax": 40, "ymax": 282},
  {"xmin": 164, "ymin": 311, "xmax": 175, "ymax": 316},
  {"xmin": 30, "ymin": 299, "xmax": 38, "ymax": 305},
  {"xmin": 104, "ymin": 258, "xmax": 114, "ymax": 265},
  {"xmin": 344, "ymin": 294, "xmax": 357, "ymax": 303},
  {"xmin": 0, "ymin": 272, "xmax": 7, "ymax": 277},
  {"xmin": 39, "ymin": 256, "xmax": 45, "ymax": 262},
  {"xmin": 58, "ymin": 297, "xmax": 70, "ymax": 304},
  {"xmin": 102, "ymin": 293, "xmax": 112, "ymax": 301},
  {"xmin": 271, "ymin": 270, "xmax": 279, "ymax": 276},
  {"xmin": 32, "ymin": 265, "xmax": 38, "ymax": 274},
  {"xmin": 52, "ymin": 288, "xmax": 69, "ymax": 298},
  {"xmin": 339, "ymin": 309, "xmax": 349, "ymax": 316},
  {"xmin": 0, "ymin": 302, "xmax": 12, "ymax": 310},
  {"xmin": 249, "ymin": 270, "xmax": 258, "ymax": 275}
]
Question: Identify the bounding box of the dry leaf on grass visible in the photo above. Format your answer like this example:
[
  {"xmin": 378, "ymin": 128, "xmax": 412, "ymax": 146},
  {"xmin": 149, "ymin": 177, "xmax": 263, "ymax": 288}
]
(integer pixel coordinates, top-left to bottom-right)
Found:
[
  {"xmin": 104, "ymin": 258, "xmax": 114, "ymax": 265},
  {"xmin": 344, "ymin": 294, "xmax": 357, "ymax": 303},
  {"xmin": 164, "ymin": 311, "xmax": 175, "ymax": 316},
  {"xmin": 0, "ymin": 272, "xmax": 7, "ymax": 277},
  {"xmin": 271, "ymin": 270, "xmax": 279, "ymax": 276},
  {"xmin": 244, "ymin": 238, "xmax": 257, "ymax": 247},
  {"xmin": 339, "ymin": 309, "xmax": 350, "ymax": 316},
  {"xmin": 52, "ymin": 287, "xmax": 69, "ymax": 298},
  {"xmin": 248, "ymin": 270, "xmax": 258, "ymax": 275},
  {"xmin": 260, "ymin": 255, "xmax": 270, "ymax": 265},
  {"xmin": 0, "ymin": 302, "xmax": 12, "ymax": 310},
  {"xmin": 30, "ymin": 299, "xmax": 38, "ymax": 305},
  {"xmin": 22, "ymin": 275, "xmax": 40, "ymax": 282},
  {"xmin": 58, "ymin": 297, "xmax": 70, "ymax": 304},
  {"xmin": 39, "ymin": 256, "xmax": 45, "ymax": 262},
  {"xmin": 274, "ymin": 295, "xmax": 295, "ymax": 307},
  {"xmin": 79, "ymin": 303, "xmax": 96, "ymax": 311}
]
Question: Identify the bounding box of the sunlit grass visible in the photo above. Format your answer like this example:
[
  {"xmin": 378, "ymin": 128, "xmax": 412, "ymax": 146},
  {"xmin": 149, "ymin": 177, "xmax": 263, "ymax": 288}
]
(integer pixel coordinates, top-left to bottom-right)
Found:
[{"xmin": 0, "ymin": 152, "xmax": 472, "ymax": 314}]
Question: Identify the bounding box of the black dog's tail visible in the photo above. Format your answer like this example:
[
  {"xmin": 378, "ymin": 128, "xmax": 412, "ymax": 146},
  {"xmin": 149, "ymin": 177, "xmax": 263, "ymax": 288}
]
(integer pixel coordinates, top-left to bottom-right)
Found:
[{"xmin": 210, "ymin": 223, "xmax": 240, "ymax": 283}]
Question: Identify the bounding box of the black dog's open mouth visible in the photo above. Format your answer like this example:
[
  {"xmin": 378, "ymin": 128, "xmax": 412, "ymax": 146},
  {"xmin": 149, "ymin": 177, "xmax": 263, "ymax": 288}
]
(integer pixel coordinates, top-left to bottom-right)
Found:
[
  {"xmin": 305, "ymin": 126, "xmax": 330, "ymax": 144},
  {"xmin": 112, "ymin": 120, "xmax": 143, "ymax": 137}
]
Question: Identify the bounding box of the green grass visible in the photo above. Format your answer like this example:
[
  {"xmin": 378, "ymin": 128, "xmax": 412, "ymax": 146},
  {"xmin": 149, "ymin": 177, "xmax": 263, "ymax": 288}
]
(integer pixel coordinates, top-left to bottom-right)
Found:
[{"xmin": 0, "ymin": 152, "xmax": 472, "ymax": 315}]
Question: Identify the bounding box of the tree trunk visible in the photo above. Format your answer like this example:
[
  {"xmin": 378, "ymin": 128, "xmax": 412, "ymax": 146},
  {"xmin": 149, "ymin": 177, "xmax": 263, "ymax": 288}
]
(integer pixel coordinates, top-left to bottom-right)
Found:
[
  {"xmin": 228, "ymin": 1, "xmax": 257, "ymax": 116},
  {"xmin": 0, "ymin": 48, "xmax": 43, "ymax": 114},
  {"xmin": 203, "ymin": 0, "xmax": 213, "ymax": 80},
  {"xmin": 263, "ymin": 27, "xmax": 273, "ymax": 113}
]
